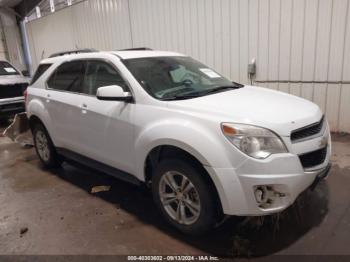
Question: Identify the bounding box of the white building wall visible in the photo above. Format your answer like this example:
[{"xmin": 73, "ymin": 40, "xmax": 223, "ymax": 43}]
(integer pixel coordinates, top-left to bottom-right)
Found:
[
  {"xmin": 0, "ymin": 10, "xmax": 26, "ymax": 70},
  {"xmin": 0, "ymin": 23, "xmax": 7, "ymax": 60},
  {"xmin": 26, "ymin": 0, "xmax": 132, "ymax": 68},
  {"xmin": 25, "ymin": 0, "xmax": 350, "ymax": 133}
]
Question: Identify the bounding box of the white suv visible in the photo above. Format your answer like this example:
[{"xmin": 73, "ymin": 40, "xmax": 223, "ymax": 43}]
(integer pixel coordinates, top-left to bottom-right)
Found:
[{"xmin": 26, "ymin": 49, "xmax": 331, "ymax": 235}]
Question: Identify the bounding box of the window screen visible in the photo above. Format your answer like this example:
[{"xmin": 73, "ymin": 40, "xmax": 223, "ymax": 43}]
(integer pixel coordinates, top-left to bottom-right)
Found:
[
  {"xmin": 30, "ymin": 63, "xmax": 52, "ymax": 85},
  {"xmin": 82, "ymin": 61, "xmax": 128, "ymax": 95},
  {"xmin": 47, "ymin": 61, "xmax": 86, "ymax": 93}
]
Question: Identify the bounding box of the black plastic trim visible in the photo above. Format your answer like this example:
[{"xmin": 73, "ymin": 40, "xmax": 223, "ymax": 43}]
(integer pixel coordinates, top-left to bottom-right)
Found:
[
  {"xmin": 49, "ymin": 48, "xmax": 98, "ymax": 58},
  {"xmin": 118, "ymin": 47, "xmax": 153, "ymax": 51},
  {"xmin": 56, "ymin": 148, "xmax": 141, "ymax": 186},
  {"xmin": 96, "ymin": 95, "xmax": 133, "ymax": 102},
  {"xmin": 310, "ymin": 163, "xmax": 332, "ymax": 190}
]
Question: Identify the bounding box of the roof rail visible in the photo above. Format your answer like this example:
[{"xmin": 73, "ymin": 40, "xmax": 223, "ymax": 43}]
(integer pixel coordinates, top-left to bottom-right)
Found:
[
  {"xmin": 49, "ymin": 48, "xmax": 98, "ymax": 58},
  {"xmin": 118, "ymin": 47, "xmax": 153, "ymax": 51}
]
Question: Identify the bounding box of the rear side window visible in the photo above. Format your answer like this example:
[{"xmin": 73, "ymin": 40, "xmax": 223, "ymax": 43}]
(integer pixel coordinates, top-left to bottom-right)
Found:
[
  {"xmin": 82, "ymin": 60, "xmax": 128, "ymax": 95},
  {"xmin": 47, "ymin": 61, "xmax": 86, "ymax": 93},
  {"xmin": 30, "ymin": 63, "xmax": 52, "ymax": 85}
]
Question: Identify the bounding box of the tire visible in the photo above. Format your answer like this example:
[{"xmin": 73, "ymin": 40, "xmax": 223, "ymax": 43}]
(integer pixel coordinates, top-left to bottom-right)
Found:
[
  {"xmin": 152, "ymin": 158, "xmax": 218, "ymax": 235},
  {"xmin": 33, "ymin": 123, "xmax": 62, "ymax": 168}
]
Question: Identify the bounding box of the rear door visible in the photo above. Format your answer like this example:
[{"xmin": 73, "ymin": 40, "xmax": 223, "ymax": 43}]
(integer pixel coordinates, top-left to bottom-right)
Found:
[
  {"xmin": 46, "ymin": 60, "xmax": 87, "ymax": 153},
  {"xmin": 77, "ymin": 60, "xmax": 136, "ymax": 174}
]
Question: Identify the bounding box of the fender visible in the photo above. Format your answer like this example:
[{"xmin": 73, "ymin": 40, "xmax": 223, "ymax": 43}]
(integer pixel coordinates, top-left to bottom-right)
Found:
[
  {"xmin": 134, "ymin": 118, "xmax": 236, "ymax": 181},
  {"xmin": 134, "ymin": 119, "xmax": 246, "ymax": 214},
  {"xmin": 27, "ymin": 96, "xmax": 57, "ymax": 145}
]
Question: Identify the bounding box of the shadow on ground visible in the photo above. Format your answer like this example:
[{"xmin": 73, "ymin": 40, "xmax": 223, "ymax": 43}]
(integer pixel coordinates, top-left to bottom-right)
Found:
[{"xmin": 48, "ymin": 161, "xmax": 329, "ymax": 258}]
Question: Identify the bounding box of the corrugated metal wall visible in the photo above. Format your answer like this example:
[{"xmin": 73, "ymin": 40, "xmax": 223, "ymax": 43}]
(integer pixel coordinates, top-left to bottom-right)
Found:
[
  {"xmin": 26, "ymin": 0, "xmax": 132, "ymax": 67},
  {"xmin": 26, "ymin": 0, "xmax": 350, "ymax": 133},
  {"xmin": 0, "ymin": 21, "xmax": 8, "ymax": 60},
  {"xmin": 0, "ymin": 11, "xmax": 26, "ymax": 70}
]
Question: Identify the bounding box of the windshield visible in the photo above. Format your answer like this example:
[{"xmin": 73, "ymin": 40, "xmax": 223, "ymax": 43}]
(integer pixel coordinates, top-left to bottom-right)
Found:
[
  {"xmin": 0, "ymin": 61, "xmax": 19, "ymax": 76},
  {"xmin": 123, "ymin": 56, "xmax": 239, "ymax": 100}
]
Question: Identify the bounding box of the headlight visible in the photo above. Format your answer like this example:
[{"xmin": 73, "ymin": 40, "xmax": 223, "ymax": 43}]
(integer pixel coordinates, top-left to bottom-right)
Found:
[{"xmin": 221, "ymin": 123, "xmax": 287, "ymax": 159}]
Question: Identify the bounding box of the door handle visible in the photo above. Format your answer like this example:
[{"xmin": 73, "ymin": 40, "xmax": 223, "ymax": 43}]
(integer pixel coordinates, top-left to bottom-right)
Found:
[{"xmin": 46, "ymin": 94, "xmax": 51, "ymax": 103}]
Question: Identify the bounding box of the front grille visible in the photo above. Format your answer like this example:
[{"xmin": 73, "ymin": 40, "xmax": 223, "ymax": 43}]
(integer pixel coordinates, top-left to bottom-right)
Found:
[
  {"xmin": 0, "ymin": 83, "xmax": 28, "ymax": 99},
  {"xmin": 291, "ymin": 116, "xmax": 324, "ymax": 142},
  {"xmin": 299, "ymin": 146, "xmax": 327, "ymax": 169}
]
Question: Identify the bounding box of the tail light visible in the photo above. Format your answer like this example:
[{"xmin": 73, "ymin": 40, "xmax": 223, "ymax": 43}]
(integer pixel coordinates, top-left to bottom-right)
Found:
[{"xmin": 24, "ymin": 89, "xmax": 28, "ymax": 105}]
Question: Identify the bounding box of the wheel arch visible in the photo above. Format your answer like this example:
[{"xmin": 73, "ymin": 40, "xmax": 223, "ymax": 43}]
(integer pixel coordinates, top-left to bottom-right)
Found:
[
  {"xmin": 144, "ymin": 144, "xmax": 224, "ymax": 215},
  {"xmin": 28, "ymin": 114, "xmax": 45, "ymax": 131},
  {"xmin": 144, "ymin": 144, "xmax": 207, "ymax": 182},
  {"xmin": 27, "ymin": 97, "xmax": 56, "ymax": 145}
]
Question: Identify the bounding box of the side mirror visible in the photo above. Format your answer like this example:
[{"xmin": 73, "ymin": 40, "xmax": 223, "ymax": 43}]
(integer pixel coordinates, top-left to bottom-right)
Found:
[{"xmin": 96, "ymin": 85, "xmax": 133, "ymax": 102}]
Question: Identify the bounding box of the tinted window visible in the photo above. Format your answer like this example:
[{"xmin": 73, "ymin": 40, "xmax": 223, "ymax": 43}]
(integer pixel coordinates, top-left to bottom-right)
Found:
[
  {"xmin": 0, "ymin": 61, "xmax": 19, "ymax": 76},
  {"xmin": 47, "ymin": 61, "xmax": 86, "ymax": 93},
  {"xmin": 30, "ymin": 63, "xmax": 52, "ymax": 85},
  {"xmin": 82, "ymin": 61, "xmax": 128, "ymax": 95}
]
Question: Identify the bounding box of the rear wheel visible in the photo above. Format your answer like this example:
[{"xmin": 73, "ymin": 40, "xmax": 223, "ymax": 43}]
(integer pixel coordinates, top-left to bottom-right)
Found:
[
  {"xmin": 152, "ymin": 158, "xmax": 218, "ymax": 235},
  {"xmin": 33, "ymin": 123, "xmax": 62, "ymax": 168}
]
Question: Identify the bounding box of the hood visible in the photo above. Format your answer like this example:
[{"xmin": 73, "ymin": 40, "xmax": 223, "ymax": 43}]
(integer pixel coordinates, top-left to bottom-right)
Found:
[
  {"xmin": 0, "ymin": 75, "xmax": 30, "ymax": 85},
  {"xmin": 168, "ymin": 86, "xmax": 322, "ymax": 136}
]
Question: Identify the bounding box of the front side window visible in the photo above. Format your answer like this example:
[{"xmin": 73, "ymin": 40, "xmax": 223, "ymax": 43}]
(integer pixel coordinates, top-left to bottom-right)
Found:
[
  {"xmin": 82, "ymin": 61, "xmax": 128, "ymax": 95},
  {"xmin": 47, "ymin": 61, "xmax": 86, "ymax": 93},
  {"xmin": 123, "ymin": 56, "xmax": 238, "ymax": 100},
  {"xmin": 0, "ymin": 61, "xmax": 19, "ymax": 76}
]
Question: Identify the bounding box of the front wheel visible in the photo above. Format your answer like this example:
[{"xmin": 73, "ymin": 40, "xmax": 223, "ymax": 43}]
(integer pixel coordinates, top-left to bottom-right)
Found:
[{"xmin": 152, "ymin": 158, "xmax": 218, "ymax": 235}]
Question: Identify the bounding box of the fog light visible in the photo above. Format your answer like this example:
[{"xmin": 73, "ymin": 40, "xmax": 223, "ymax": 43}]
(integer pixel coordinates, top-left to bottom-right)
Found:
[
  {"xmin": 254, "ymin": 185, "xmax": 286, "ymax": 208},
  {"xmin": 254, "ymin": 186, "xmax": 269, "ymax": 204}
]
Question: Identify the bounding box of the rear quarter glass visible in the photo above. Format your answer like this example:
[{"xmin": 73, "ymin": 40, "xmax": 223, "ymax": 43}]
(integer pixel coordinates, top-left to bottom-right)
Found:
[{"xmin": 30, "ymin": 64, "xmax": 53, "ymax": 85}]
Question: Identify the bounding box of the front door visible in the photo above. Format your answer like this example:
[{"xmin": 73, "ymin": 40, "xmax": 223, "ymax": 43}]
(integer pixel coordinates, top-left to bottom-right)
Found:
[{"xmin": 77, "ymin": 60, "xmax": 136, "ymax": 174}]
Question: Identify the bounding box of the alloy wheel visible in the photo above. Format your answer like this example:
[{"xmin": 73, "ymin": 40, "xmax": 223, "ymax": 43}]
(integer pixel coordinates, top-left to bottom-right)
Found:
[
  {"xmin": 159, "ymin": 171, "xmax": 201, "ymax": 225},
  {"xmin": 35, "ymin": 130, "xmax": 50, "ymax": 162}
]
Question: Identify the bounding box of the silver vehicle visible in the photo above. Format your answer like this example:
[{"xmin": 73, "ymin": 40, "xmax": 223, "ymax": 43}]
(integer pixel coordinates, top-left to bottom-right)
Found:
[{"xmin": 0, "ymin": 60, "xmax": 29, "ymax": 122}]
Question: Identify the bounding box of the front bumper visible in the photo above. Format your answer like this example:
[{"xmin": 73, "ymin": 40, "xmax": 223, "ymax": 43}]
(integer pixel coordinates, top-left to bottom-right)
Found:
[
  {"xmin": 0, "ymin": 97, "xmax": 25, "ymax": 118},
  {"xmin": 206, "ymin": 129, "xmax": 331, "ymax": 216},
  {"xmin": 208, "ymin": 159, "xmax": 331, "ymax": 216}
]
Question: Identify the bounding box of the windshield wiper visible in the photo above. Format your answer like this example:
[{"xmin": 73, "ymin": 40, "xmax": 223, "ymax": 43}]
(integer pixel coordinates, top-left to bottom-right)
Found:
[
  {"xmin": 162, "ymin": 93, "xmax": 203, "ymax": 101},
  {"xmin": 232, "ymin": 81, "xmax": 244, "ymax": 88},
  {"xmin": 200, "ymin": 85, "xmax": 242, "ymax": 95},
  {"xmin": 161, "ymin": 83, "xmax": 244, "ymax": 101}
]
